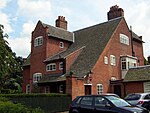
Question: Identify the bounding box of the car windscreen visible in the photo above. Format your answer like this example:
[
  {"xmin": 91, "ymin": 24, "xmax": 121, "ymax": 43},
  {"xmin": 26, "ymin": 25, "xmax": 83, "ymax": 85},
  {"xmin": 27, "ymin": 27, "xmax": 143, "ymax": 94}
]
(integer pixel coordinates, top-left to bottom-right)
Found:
[
  {"xmin": 124, "ymin": 94, "xmax": 141, "ymax": 100},
  {"xmin": 105, "ymin": 96, "xmax": 131, "ymax": 107}
]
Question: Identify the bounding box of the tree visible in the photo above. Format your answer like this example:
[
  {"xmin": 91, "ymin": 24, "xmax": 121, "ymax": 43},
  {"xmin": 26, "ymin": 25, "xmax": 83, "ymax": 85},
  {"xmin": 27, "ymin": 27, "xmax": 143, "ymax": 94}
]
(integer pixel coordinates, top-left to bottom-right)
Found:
[{"xmin": 0, "ymin": 24, "xmax": 23, "ymax": 93}]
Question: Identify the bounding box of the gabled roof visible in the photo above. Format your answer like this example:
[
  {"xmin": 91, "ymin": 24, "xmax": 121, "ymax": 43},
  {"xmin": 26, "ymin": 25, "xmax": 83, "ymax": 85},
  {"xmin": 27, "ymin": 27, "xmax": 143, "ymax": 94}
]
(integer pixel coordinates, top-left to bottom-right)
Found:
[
  {"xmin": 42, "ymin": 22, "xmax": 74, "ymax": 42},
  {"xmin": 131, "ymin": 31, "xmax": 144, "ymax": 43},
  {"xmin": 124, "ymin": 65, "xmax": 150, "ymax": 82},
  {"xmin": 23, "ymin": 54, "xmax": 31, "ymax": 66},
  {"xmin": 65, "ymin": 17, "xmax": 123, "ymax": 77}
]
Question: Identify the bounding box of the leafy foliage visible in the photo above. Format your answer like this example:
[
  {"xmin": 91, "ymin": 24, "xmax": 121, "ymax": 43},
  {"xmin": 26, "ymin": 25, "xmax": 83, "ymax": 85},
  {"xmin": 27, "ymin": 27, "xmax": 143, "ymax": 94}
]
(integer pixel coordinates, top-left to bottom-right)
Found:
[
  {"xmin": 0, "ymin": 24, "xmax": 23, "ymax": 93},
  {"xmin": 0, "ymin": 97, "xmax": 44, "ymax": 113}
]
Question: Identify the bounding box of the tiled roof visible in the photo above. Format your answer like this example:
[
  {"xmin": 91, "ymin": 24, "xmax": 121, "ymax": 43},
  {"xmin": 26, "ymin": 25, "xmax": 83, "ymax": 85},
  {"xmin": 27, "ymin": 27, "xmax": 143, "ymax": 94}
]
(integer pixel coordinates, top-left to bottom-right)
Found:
[
  {"xmin": 65, "ymin": 17, "xmax": 123, "ymax": 77},
  {"xmin": 124, "ymin": 65, "xmax": 150, "ymax": 82},
  {"xmin": 42, "ymin": 22, "xmax": 74, "ymax": 42},
  {"xmin": 38, "ymin": 74, "xmax": 66, "ymax": 83},
  {"xmin": 131, "ymin": 31, "xmax": 144, "ymax": 42},
  {"xmin": 23, "ymin": 54, "xmax": 30, "ymax": 66}
]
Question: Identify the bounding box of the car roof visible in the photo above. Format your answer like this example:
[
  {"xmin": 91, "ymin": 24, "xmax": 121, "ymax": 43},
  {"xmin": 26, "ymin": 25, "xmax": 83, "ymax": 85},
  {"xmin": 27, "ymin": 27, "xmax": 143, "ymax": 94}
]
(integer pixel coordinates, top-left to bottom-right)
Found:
[{"xmin": 77, "ymin": 94, "xmax": 118, "ymax": 97}]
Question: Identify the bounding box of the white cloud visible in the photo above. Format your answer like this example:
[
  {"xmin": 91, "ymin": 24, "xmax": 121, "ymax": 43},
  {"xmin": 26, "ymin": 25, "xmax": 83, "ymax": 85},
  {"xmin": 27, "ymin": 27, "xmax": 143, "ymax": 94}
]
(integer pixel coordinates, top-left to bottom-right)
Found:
[
  {"xmin": 0, "ymin": 12, "xmax": 13, "ymax": 33},
  {"xmin": 17, "ymin": 0, "xmax": 51, "ymax": 20},
  {"xmin": 0, "ymin": 0, "xmax": 9, "ymax": 9},
  {"xmin": 7, "ymin": 21, "xmax": 35, "ymax": 57}
]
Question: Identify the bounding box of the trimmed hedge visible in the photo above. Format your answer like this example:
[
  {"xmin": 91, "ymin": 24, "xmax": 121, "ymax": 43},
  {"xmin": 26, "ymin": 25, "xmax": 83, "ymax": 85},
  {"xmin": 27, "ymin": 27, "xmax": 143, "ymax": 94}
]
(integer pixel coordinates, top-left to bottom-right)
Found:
[
  {"xmin": 0, "ymin": 93, "xmax": 72, "ymax": 113},
  {"xmin": 0, "ymin": 97, "xmax": 44, "ymax": 113}
]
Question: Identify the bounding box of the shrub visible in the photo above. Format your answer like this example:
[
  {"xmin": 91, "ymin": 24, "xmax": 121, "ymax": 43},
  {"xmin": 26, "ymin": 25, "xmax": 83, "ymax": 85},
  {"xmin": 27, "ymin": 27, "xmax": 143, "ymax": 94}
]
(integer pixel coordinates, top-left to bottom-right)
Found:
[{"xmin": 0, "ymin": 97, "xmax": 44, "ymax": 113}]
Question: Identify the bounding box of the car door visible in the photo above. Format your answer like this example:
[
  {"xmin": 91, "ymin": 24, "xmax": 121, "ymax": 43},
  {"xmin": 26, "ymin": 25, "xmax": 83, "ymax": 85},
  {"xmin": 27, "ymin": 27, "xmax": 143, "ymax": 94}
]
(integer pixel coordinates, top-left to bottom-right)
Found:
[
  {"xmin": 79, "ymin": 96, "xmax": 94, "ymax": 113},
  {"xmin": 94, "ymin": 96, "xmax": 117, "ymax": 113}
]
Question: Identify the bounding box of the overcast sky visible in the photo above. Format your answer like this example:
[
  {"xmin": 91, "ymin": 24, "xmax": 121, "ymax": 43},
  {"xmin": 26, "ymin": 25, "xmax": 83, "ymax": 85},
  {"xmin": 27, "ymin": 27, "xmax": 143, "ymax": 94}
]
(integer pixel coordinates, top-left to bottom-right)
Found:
[{"xmin": 0, "ymin": 0, "xmax": 150, "ymax": 58}]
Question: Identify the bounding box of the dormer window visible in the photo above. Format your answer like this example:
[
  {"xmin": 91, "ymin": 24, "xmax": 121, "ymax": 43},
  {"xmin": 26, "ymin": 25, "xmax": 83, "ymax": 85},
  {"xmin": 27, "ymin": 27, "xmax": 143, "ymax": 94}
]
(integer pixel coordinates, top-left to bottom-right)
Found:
[
  {"xmin": 46, "ymin": 63, "xmax": 56, "ymax": 71},
  {"xmin": 59, "ymin": 42, "xmax": 64, "ymax": 48},
  {"xmin": 33, "ymin": 73, "xmax": 42, "ymax": 83},
  {"xmin": 34, "ymin": 36, "xmax": 43, "ymax": 47},
  {"xmin": 120, "ymin": 34, "xmax": 129, "ymax": 45}
]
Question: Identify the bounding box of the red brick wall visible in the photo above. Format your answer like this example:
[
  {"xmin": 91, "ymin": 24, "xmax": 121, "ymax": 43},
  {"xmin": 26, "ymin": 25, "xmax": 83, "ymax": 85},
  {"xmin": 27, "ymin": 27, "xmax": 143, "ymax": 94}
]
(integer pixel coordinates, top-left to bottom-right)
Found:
[
  {"xmin": 133, "ymin": 40, "xmax": 144, "ymax": 66},
  {"xmin": 30, "ymin": 21, "xmax": 47, "ymax": 85},
  {"xmin": 46, "ymin": 37, "xmax": 71, "ymax": 58},
  {"xmin": 124, "ymin": 82, "xmax": 144, "ymax": 96},
  {"xmin": 22, "ymin": 66, "xmax": 30, "ymax": 93},
  {"xmin": 91, "ymin": 19, "xmax": 132, "ymax": 96},
  {"xmin": 66, "ymin": 76, "xmax": 84, "ymax": 100}
]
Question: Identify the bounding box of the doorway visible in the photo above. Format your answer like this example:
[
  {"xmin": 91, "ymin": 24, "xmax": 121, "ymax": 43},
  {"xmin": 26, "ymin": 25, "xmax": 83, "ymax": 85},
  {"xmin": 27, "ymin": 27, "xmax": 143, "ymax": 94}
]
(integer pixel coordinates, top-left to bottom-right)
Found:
[
  {"xmin": 85, "ymin": 85, "xmax": 91, "ymax": 95},
  {"xmin": 114, "ymin": 85, "xmax": 121, "ymax": 97}
]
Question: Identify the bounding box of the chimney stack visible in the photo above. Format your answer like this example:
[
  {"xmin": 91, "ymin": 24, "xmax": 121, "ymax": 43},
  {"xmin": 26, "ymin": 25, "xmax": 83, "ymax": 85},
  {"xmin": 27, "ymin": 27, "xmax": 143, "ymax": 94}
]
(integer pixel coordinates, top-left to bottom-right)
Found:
[
  {"xmin": 56, "ymin": 16, "xmax": 67, "ymax": 30},
  {"xmin": 107, "ymin": 5, "xmax": 124, "ymax": 20}
]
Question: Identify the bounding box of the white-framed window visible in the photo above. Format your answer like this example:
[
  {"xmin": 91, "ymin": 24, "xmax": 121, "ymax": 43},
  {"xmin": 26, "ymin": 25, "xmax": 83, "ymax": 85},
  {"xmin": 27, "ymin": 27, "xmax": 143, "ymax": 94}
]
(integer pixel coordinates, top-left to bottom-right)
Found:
[
  {"xmin": 59, "ymin": 62, "xmax": 63, "ymax": 70},
  {"xmin": 26, "ymin": 84, "xmax": 30, "ymax": 94},
  {"xmin": 59, "ymin": 42, "xmax": 64, "ymax": 48},
  {"xmin": 120, "ymin": 34, "xmax": 129, "ymax": 45},
  {"xmin": 121, "ymin": 56, "xmax": 137, "ymax": 70},
  {"xmin": 59, "ymin": 85, "xmax": 63, "ymax": 93},
  {"xmin": 97, "ymin": 84, "xmax": 103, "ymax": 94},
  {"xmin": 34, "ymin": 36, "xmax": 43, "ymax": 47},
  {"xmin": 33, "ymin": 73, "xmax": 42, "ymax": 83},
  {"xmin": 104, "ymin": 56, "xmax": 108, "ymax": 64},
  {"xmin": 121, "ymin": 57, "xmax": 126, "ymax": 70},
  {"xmin": 46, "ymin": 63, "xmax": 56, "ymax": 71},
  {"xmin": 110, "ymin": 55, "xmax": 116, "ymax": 66},
  {"xmin": 45, "ymin": 86, "xmax": 49, "ymax": 93}
]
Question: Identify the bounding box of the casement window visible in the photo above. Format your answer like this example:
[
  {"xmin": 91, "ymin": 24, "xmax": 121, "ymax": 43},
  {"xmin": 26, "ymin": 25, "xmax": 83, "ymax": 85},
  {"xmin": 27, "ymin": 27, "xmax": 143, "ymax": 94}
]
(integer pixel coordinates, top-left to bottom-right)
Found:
[
  {"xmin": 46, "ymin": 63, "xmax": 56, "ymax": 71},
  {"xmin": 34, "ymin": 36, "xmax": 43, "ymax": 47},
  {"xmin": 121, "ymin": 58, "xmax": 126, "ymax": 70},
  {"xmin": 59, "ymin": 85, "xmax": 63, "ymax": 93},
  {"xmin": 26, "ymin": 84, "xmax": 30, "ymax": 94},
  {"xmin": 59, "ymin": 42, "xmax": 64, "ymax": 48},
  {"xmin": 45, "ymin": 86, "xmax": 49, "ymax": 93},
  {"xmin": 110, "ymin": 55, "xmax": 116, "ymax": 66},
  {"xmin": 59, "ymin": 62, "xmax": 63, "ymax": 70},
  {"xmin": 104, "ymin": 56, "xmax": 108, "ymax": 64},
  {"xmin": 120, "ymin": 34, "xmax": 129, "ymax": 45},
  {"xmin": 97, "ymin": 84, "xmax": 103, "ymax": 94},
  {"xmin": 33, "ymin": 73, "xmax": 42, "ymax": 83},
  {"xmin": 121, "ymin": 56, "xmax": 137, "ymax": 70}
]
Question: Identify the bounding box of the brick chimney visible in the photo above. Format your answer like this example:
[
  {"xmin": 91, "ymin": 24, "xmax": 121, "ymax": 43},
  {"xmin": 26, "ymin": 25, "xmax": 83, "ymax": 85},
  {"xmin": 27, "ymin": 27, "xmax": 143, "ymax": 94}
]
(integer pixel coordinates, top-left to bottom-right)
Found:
[
  {"xmin": 107, "ymin": 5, "xmax": 124, "ymax": 20},
  {"xmin": 56, "ymin": 16, "xmax": 67, "ymax": 30}
]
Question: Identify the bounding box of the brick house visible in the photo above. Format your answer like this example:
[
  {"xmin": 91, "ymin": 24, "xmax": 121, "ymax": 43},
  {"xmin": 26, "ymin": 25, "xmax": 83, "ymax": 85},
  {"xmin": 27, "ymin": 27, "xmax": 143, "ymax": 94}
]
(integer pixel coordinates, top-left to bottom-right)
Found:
[{"xmin": 22, "ymin": 5, "xmax": 146, "ymax": 99}]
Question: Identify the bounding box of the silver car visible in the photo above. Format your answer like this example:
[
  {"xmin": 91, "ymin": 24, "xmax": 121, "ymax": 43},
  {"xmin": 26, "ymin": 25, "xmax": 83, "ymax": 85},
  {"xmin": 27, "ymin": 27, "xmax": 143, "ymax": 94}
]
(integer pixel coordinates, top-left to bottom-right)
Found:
[{"xmin": 124, "ymin": 93, "xmax": 150, "ymax": 110}]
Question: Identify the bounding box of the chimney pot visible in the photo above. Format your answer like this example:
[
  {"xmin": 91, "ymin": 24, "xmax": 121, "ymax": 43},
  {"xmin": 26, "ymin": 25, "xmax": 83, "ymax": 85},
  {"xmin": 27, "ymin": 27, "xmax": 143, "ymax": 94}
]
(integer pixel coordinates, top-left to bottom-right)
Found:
[
  {"xmin": 56, "ymin": 16, "xmax": 67, "ymax": 30},
  {"xmin": 107, "ymin": 5, "xmax": 124, "ymax": 20}
]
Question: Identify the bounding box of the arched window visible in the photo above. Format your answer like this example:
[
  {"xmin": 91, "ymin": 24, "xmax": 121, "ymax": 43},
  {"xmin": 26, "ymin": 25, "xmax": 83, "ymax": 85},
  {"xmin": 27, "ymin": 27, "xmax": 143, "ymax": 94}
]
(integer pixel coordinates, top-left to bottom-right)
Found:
[{"xmin": 33, "ymin": 73, "xmax": 42, "ymax": 83}]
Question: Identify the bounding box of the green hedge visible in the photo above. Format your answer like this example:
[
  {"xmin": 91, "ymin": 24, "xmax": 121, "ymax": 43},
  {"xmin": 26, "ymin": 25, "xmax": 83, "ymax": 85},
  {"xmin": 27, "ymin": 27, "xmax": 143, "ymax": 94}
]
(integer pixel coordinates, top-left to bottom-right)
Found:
[
  {"xmin": 0, "ymin": 93, "xmax": 72, "ymax": 113},
  {"xmin": 0, "ymin": 97, "xmax": 44, "ymax": 113}
]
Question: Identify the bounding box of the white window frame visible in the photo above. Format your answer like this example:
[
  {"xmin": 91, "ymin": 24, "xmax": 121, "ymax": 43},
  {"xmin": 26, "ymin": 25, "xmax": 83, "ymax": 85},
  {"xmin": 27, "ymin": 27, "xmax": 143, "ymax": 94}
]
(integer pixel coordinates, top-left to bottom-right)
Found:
[
  {"xmin": 110, "ymin": 55, "xmax": 116, "ymax": 66},
  {"xmin": 34, "ymin": 36, "xmax": 43, "ymax": 47},
  {"xmin": 46, "ymin": 63, "xmax": 56, "ymax": 71},
  {"xmin": 104, "ymin": 56, "xmax": 108, "ymax": 64},
  {"xmin": 59, "ymin": 42, "xmax": 64, "ymax": 48},
  {"xmin": 120, "ymin": 34, "xmax": 129, "ymax": 45},
  {"xmin": 26, "ymin": 84, "xmax": 30, "ymax": 94},
  {"xmin": 59, "ymin": 85, "xmax": 63, "ymax": 93},
  {"xmin": 97, "ymin": 84, "xmax": 103, "ymax": 94},
  {"xmin": 59, "ymin": 62, "xmax": 63, "ymax": 70},
  {"xmin": 33, "ymin": 73, "xmax": 42, "ymax": 83},
  {"xmin": 45, "ymin": 86, "xmax": 49, "ymax": 93}
]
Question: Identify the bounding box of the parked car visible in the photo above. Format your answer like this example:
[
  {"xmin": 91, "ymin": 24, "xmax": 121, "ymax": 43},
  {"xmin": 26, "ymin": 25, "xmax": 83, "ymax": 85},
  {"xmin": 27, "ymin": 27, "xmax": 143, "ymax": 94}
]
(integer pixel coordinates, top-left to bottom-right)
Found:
[
  {"xmin": 69, "ymin": 94, "xmax": 149, "ymax": 113},
  {"xmin": 124, "ymin": 93, "xmax": 150, "ymax": 110}
]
